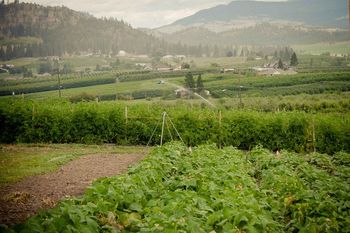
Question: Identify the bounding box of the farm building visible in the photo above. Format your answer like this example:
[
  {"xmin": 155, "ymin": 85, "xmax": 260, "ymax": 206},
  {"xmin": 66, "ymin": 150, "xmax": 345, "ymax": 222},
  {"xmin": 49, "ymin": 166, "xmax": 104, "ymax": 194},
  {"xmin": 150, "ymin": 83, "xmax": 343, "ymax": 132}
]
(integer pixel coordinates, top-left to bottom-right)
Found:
[{"xmin": 175, "ymin": 88, "xmax": 189, "ymax": 98}]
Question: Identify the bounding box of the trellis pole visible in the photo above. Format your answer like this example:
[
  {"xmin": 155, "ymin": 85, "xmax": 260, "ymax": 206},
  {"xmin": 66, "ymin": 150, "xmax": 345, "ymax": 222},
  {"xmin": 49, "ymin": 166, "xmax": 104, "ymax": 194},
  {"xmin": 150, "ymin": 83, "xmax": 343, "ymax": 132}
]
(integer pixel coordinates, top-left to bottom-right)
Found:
[{"xmin": 160, "ymin": 112, "xmax": 166, "ymax": 146}]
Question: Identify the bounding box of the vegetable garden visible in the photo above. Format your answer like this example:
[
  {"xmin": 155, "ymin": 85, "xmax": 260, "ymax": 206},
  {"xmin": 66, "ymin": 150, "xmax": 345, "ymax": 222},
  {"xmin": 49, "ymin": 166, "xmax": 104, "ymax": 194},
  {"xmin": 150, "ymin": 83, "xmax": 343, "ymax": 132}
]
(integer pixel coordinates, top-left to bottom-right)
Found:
[{"xmin": 3, "ymin": 143, "xmax": 349, "ymax": 232}]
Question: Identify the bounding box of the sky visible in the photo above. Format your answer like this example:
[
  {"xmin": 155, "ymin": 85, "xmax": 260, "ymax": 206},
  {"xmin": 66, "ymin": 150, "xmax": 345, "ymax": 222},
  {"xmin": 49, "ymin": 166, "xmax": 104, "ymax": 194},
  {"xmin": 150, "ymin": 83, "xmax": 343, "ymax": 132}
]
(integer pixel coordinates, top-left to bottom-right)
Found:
[{"xmin": 24, "ymin": 0, "xmax": 286, "ymax": 28}]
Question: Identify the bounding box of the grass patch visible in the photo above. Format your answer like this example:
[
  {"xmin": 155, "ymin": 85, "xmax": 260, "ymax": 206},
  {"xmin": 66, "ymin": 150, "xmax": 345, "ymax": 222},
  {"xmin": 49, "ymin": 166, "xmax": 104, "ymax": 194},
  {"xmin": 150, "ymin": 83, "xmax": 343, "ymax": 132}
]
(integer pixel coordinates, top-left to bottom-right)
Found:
[{"xmin": 0, "ymin": 144, "xmax": 148, "ymax": 186}]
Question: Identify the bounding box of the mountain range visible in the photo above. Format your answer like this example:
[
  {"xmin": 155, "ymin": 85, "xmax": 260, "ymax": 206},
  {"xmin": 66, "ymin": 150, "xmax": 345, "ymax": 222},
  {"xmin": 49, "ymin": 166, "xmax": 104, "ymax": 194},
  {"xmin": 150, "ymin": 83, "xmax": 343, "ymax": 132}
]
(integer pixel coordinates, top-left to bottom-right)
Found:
[
  {"xmin": 150, "ymin": 0, "xmax": 349, "ymax": 46},
  {"xmin": 162, "ymin": 0, "xmax": 348, "ymax": 32}
]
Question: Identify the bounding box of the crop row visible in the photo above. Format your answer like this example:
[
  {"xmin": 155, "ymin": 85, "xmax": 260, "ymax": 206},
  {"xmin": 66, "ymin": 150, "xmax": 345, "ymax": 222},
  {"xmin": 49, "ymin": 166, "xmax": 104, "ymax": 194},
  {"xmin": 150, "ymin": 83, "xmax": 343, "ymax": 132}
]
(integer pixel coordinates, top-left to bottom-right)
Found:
[
  {"xmin": 1, "ymin": 100, "xmax": 349, "ymax": 154},
  {"xmin": 4, "ymin": 143, "xmax": 349, "ymax": 232}
]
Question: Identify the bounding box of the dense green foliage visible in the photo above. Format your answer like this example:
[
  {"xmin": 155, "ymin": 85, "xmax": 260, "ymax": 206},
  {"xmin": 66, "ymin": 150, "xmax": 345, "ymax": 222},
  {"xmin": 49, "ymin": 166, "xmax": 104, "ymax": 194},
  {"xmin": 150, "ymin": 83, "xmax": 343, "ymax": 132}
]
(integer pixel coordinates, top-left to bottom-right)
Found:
[
  {"xmin": 0, "ymin": 100, "xmax": 348, "ymax": 154},
  {"xmin": 3, "ymin": 143, "xmax": 349, "ymax": 232}
]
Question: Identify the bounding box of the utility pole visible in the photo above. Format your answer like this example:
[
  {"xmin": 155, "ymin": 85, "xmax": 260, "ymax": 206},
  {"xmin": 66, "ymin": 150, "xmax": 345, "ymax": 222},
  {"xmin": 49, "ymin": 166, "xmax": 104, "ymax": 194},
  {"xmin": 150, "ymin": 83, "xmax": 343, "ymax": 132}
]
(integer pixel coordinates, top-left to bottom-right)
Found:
[
  {"xmin": 115, "ymin": 77, "xmax": 119, "ymax": 100},
  {"xmin": 55, "ymin": 58, "xmax": 61, "ymax": 98},
  {"xmin": 58, "ymin": 67, "xmax": 61, "ymax": 98},
  {"xmin": 238, "ymin": 72, "xmax": 243, "ymax": 108},
  {"xmin": 348, "ymin": 0, "xmax": 350, "ymax": 32}
]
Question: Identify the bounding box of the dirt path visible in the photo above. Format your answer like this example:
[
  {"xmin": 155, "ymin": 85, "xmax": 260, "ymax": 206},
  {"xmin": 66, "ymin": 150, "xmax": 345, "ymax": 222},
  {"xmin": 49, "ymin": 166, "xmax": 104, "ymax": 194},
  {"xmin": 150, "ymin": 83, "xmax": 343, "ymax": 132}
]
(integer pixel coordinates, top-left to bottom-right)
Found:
[{"xmin": 0, "ymin": 153, "xmax": 145, "ymax": 226}]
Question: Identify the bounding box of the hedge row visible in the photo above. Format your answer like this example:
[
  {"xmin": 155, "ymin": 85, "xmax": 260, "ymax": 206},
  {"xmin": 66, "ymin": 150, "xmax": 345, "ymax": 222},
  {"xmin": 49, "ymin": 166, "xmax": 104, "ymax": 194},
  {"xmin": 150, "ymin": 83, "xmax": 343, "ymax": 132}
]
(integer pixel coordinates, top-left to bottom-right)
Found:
[{"xmin": 0, "ymin": 100, "xmax": 349, "ymax": 154}]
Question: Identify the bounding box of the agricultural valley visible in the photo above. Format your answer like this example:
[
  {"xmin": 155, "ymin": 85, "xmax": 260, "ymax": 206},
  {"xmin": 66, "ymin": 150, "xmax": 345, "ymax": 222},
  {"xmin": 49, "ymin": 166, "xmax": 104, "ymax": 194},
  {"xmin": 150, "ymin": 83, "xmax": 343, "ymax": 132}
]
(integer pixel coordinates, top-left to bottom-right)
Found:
[{"xmin": 0, "ymin": 0, "xmax": 349, "ymax": 232}]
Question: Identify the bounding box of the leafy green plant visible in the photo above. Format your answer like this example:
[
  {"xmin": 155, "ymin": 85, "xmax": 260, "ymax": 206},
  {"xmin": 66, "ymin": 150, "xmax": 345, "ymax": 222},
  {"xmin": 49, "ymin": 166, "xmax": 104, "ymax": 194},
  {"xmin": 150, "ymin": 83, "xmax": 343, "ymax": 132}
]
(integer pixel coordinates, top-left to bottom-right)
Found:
[{"xmin": 4, "ymin": 143, "xmax": 349, "ymax": 232}]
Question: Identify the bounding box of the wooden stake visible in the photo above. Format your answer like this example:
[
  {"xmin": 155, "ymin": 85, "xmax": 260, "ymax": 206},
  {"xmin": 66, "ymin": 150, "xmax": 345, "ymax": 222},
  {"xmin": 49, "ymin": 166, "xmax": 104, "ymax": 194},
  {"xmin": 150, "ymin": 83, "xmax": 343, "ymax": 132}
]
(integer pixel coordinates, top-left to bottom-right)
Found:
[
  {"xmin": 219, "ymin": 110, "xmax": 222, "ymax": 149},
  {"xmin": 125, "ymin": 106, "xmax": 128, "ymax": 142},
  {"xmin": 312, "ymin": 116, "xmax": 316, "ymax": 153},
  {"xmin": 160, "ymin": 112, "xmax": 166, "ymax": 146}
]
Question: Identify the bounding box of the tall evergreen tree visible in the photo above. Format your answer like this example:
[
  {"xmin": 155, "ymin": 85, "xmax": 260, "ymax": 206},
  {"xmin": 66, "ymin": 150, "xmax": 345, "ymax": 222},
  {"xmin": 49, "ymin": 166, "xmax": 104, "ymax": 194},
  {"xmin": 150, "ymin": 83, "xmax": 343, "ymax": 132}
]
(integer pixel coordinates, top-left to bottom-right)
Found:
[
  {"xmin": 290, "ymin": 52, "xmax": 298, "ymax": 66},
  {"xmin": 196, "ymin": 74, "xmax": 204, "ymax": 93},
  {"xmin": 185, "ymin": 72, "xmax": 195, "ymax": 90},
  {"xmin": 0, "ymin": 47, "xmax": 5, "ymax": 61},
  {"xmin": 277, "ymin": 59, "xmax": 284, "ymax": 69}
]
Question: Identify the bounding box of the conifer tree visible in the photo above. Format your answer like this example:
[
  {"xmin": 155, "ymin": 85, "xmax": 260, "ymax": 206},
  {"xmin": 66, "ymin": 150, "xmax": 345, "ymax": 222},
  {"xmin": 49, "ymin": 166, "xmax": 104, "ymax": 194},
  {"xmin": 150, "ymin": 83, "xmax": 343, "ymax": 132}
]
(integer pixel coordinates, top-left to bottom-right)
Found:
[
  {"xmin": 278, "ymin": 59, "xmax": 284, "ymax": 69},
  {"xmin": 290, "ymin": 52, "xmax": 298, "ymax": 66},
  {"xmin": 185, "ymin": 72, "xmax": 195, "ymax": 90},
  {"xmin": 196, "ymin": 74, "xmax": 204, "ymax": 93}
]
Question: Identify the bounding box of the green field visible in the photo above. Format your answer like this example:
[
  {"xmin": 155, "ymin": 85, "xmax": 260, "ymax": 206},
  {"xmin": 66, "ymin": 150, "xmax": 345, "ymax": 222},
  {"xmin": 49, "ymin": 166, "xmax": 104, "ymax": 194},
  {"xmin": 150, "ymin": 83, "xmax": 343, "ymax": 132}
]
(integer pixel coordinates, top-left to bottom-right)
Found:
[
  {"xmin": 2, "ymin": 71, "xmax": 348, "ymax": 112},
  {"xmin": 0, "ymin": 51, "xmax": 350, "ymax": 232}
]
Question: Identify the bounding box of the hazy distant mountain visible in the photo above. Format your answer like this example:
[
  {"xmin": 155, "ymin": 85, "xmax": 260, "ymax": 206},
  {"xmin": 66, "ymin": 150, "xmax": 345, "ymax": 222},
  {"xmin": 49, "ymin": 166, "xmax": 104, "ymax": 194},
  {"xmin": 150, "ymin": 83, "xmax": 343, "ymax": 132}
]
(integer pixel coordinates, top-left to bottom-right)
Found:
[
  {"xmin": 151, "ymin": 0, "xmax": 349, "ymax": 46},
  {"xmin": 166, "ymin": 0, "xmax": 348, "ymax": 31}
]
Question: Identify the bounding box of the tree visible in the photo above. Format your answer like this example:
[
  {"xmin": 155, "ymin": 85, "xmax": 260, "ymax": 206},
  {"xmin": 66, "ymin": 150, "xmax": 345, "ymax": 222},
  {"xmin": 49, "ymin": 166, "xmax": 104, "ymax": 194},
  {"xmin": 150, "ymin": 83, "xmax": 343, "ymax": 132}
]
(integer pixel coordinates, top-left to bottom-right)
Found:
[
  {"xmin": 181, "ymin": 63, "xmax": 190, "ymax": 69},
  {"xmin": 185, "ymin": 72, "xmax": 195, "ymax": 90},
  {"xmin": 290, "ymin": 52, "xmax": 298, "ymax": 66},
  {"xmin": 0, "ymin": 47, "xmax": 5, "ymax": 61},
  {"xmin": 62, "ymin": 63, "xmax": 74, "ymax": 74},
  {"xmin": 38, "ymin": 62, "xmax": 53, "ymax": 74},
  {"xmin": 23, "ymin": 67, "xmax": 33, "ymax": 77},
  {"xmin": 226, "ymin": 51, "xmax": 233, "ymax": 57},
  {"xmin": 277, "ymin": 59, "xmax": 284, "ymax": 69},
  {"xmin": 196, "ymin": 74, "xmax": 204, "ymax": 93},
  {"xmin": 309, "ymin": 58, "xmax": 314, "ymax": 67}
]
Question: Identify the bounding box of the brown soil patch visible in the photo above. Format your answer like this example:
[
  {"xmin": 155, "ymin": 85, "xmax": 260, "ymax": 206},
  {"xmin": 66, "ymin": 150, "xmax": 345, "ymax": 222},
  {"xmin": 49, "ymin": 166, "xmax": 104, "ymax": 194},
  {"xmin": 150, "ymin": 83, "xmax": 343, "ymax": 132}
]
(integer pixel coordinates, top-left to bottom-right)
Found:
[{"xmin": 0, "ymin": 153, "xmax": 145, "ymax": 226}]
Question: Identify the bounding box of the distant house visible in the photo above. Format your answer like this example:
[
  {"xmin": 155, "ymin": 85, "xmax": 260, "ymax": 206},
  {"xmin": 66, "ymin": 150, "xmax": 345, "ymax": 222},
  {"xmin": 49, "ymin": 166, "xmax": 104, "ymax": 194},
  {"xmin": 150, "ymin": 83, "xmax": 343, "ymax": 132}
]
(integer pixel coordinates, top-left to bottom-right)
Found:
[
  {"xmin": 134, "ymin": 54, "xmax": 149, "ymax": 59},
  {"xmin": 252, "ymin": 67, "xmax": 297, "ymax": 76},
  {"xmin": 175, "ymin": 88, "xmax": 189, "ymax": 98},
  {"xmin": 2, "ymin": 64, "xmax": 14, "ymax": 69},
  {"xmin": 162, "ymin": 55, "xmax": 174, "ymax": 60},
  {"xmin": 135, "ymin": 63, "xmax": 152, "ymax": 70},
  {"xmin": 223, "ymin": 68, "xmax": 235, "ymax": 73},
  {"xmin": 154, "ymin": 64, "xmax": 173, "ymax": 72},
  {"xmin": 117, "ymin": 50, "xmax": 127, "ymax": 57},
  {"xmin": 173, "ymin": 66, "xmax": 182, "ymax": 71},
  {"xmin": 157, "ymin": 67, "xmax": 173, "ymax": 72},
  {"xmin": 45, "ymin": 56, "xmax": 60, "ymax": 62},
  {"xmin": 175, "ymin": 55, "xmax": 186, "ymax": 59},
  {"xmin": 0, "ymin": 68, "xmax": 9, "ymax": 73}
]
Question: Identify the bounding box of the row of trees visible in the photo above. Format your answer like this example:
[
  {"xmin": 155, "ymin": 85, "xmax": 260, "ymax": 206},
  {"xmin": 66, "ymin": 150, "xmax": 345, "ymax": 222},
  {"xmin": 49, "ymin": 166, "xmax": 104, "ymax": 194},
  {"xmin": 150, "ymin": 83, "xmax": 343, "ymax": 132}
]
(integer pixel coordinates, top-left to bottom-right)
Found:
[{"xmin": 277, "ymin": 52, "xmax": 298, "ymax": 69}]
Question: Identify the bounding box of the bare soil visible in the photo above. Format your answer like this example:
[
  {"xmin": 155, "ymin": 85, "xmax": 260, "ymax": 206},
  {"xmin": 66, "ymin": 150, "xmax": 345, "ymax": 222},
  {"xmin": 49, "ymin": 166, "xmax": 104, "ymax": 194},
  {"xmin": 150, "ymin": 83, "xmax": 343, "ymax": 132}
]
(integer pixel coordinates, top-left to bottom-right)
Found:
[{"xmin": 0, "ymin": 153, "xmax": 145, "ymax": 226}]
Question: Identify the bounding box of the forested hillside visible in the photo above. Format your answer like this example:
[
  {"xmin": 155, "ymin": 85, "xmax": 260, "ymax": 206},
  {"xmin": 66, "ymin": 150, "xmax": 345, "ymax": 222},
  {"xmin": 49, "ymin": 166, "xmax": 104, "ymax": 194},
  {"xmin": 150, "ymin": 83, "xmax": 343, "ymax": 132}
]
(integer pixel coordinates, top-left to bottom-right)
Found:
[{"xmin": 0, "ymin": 2, "xmax": 196, "ymax": 60}]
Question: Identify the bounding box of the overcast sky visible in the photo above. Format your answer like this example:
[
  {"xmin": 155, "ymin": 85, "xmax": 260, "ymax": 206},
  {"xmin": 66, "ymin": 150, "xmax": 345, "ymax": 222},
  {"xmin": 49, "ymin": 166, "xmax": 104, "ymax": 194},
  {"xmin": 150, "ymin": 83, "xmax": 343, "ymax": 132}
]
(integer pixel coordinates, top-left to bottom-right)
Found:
[{"xmin": 25, "ymin": 0, "xmax": 286, "ymax": 28}]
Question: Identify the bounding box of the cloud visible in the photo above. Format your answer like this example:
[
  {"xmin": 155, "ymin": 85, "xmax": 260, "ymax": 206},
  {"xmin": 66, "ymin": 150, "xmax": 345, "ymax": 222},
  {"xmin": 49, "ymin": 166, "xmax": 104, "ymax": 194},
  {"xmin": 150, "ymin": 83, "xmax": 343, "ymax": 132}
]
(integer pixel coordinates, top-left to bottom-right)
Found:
[{"xmin": 24, "ymin": 0, "xmax": 286, "ymax": 28}]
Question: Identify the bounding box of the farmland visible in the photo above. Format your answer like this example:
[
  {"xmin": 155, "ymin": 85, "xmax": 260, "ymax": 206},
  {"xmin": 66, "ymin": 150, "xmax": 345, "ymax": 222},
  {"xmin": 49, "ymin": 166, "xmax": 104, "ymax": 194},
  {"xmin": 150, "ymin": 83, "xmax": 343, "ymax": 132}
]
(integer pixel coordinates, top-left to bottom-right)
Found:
[
  {"xmin": 2, "ymin": 143, "xmax": 349, "ymax": 232},
  {"xmin": 1, "ymin": 49, "xmax": 350, "ymax": 232},
  {"xmin": 0, "ymin": 144, "xmax": 147, "ymax": 187}
]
